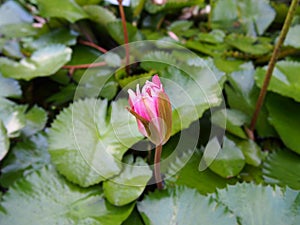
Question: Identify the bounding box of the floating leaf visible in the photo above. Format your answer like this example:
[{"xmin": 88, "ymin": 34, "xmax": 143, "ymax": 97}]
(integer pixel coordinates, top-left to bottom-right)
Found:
[
  {"xmin": 103, "ymin": 156, "xmax": 152, "ymax": 206},
  {"xmin": 263, "ymin": 149, "xmax": 300, "ymax": 189},
  {"xmin": 22, "ymin": 106, "xmax": 47, "ymax": 136},
  {"xmin": 284, "ymin": 25, "xmax": 300, "ymax": 48},
  {"xmin": 0, "ymin": 133, "xmax": 50, "ymax": 187},
  {"xmin": 204, "ymin": 136, "xmax": 245, "ymax": 178},
  {"xmin": 138, "ymin": 186, "xmax": 236, "ymax": 225},
  {"xmin": 236, "ymin": 139, "xmax": 264, "ymax": 167},
  {"xmin": 225, "ymin": 34, "xmax": 273, "ymax": 55},
  {"xmin": 84, "ymin": 5, "xmax": 117, "ymax": 27},
  {"xmin": 0, "ymin": 1, "xmax": 32, "ymax": 26},
  {"xmin": 211, "ymin": 0, "xmax": 275, "ymax": 36},
  {"xmin": 216, "ymin": 183, "xmax": 300, "ymax": 225},
  {"xmin": 267, "ymin": 94, "xmax": 300, "ymax": 154},
  {"xmin": 255, "ymin": 61, "xmax": 300, "ymax": 102},
  {"xmin": 107, "ymin": 20, "xmax": 143, "ymax": 44},
  {"xmin": 0, "ymin": 73, "xmax": 22, "ymax": 98},
  {"xmin": 0, "ymin": 44, "xmax": 72, "ymax": 81},
  {"xmin": 24, "ymin": 28, "xmax": 78, "ymax": 50},
  {"xmin": 145, "ymin": 0, "xmax": 204, "ymax": 14},
  {"xmin": 0, "ymin": 120, "xmax": 10, "ymax": 161},
  {"xmin": 0, "ymin": 166, "xmax": 134, "ymax": 225},
  {"xmin": 0, "ymin": 98, "xmax": 26, "ymax": 138},
  {"xmin": 165, "ymin": 149, "xmax": 233, "ymax": 194},
  {"xmin": 225, "ymin": 62, "xmax": 276, "ymax": 137},
  {"xmin": 36, "ymin": 0, "xmax": 88, "ymax": 23},
  {"xmin": 48, "ymin": 98, "xmax": 143, "ymax": 187},
  {"xmin": 212, "ymin": 108, "xmax": 248, "ymax": 139}
]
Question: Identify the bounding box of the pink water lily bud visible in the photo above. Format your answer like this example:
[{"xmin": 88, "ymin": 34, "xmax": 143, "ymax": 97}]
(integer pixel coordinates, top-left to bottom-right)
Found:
[{"xmin": 127, "ymin": 75, "xmax": 172, "ymax": 146}]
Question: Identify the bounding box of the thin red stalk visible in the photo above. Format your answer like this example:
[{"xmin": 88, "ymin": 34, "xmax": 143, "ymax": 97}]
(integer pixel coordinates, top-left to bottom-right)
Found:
[
  {"xmin": 62, "ymin": 61, "xmax": 107, "ymax": 69},
  {"xmin": 117, "ymin": 0, "xmax": 130, "ymax": 74},
  {"xmin": 247, "ymin": 0, "xmax": 299, "ymax": 139},
  {"xmin": 79, "ymin": 40, "xmax": 107, "ymax": 53},
  {"xmin": 154, "ymin": 145, "xmax": 163, "ymax": 190}
]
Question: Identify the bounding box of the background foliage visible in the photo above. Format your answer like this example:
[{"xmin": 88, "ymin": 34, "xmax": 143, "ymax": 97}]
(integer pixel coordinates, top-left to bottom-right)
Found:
[{"xmin": 0, "ymin": 0, "xmax": 300, "ymax": 224}]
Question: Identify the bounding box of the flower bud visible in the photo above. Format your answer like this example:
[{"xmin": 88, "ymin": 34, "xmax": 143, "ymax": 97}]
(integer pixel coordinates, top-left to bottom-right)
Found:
[{"xmin": 127, "ymin": 75, "xmax": 172, "ymax": 145}]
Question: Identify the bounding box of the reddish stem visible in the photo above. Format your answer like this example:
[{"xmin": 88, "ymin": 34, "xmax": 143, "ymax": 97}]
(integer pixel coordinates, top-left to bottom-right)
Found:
[
  {"xmin": 79, "ymin": 40, "xmax": 107, "ymax": 53},
  {"xmin": 117, "ymin": 0, "xmax": 130, "ymax": 74},
  {"xmin": 62, "ymin": 61, "xmax": 107, "ymax": 69},
  {"xmin": 247, "ymin": 0, "xmax": 299, "ymax": 139},
  {"xmin": 154, "ymin": 145, "xmax": 163, "ymax": 190}
]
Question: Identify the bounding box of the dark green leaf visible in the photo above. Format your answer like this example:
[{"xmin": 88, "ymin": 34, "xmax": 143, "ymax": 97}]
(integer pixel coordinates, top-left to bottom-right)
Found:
[
  {"xmin": 103, "ymin": 156, "xmax": 152, "ymax": 206},
  {"xmin": 263, "ymin": 149, "xmax": 300, "ymax": 189},
  {"xmin": 216, "ymin": 183, "xmax": 300, "ymax": 225},
  {"xmin": 36, "ymin": 0, "xmax": 88, "ymax": 23},
  {"xmin": 165, "ymin": 149, "xmax": 233, "ymax": 194},
  {"xmin": 0, "ymin": 166, "xmax": 134, "ymax": 225},
  {"xmin": 48, "ymin": 98, "xmax": 143, "ymax": 187},
  {"xmin": 267, "ymin": 94, "xmax": 300, "ymax": 154},
  {"xmin": 225, "ymin": 34, "xmax": 273, "ymax": 55},
  {"xmin": 236, "ymin": 139, "xmax": 264, "ymax": 167},
  {"xmin": 138, "ymin": 186, "xmax": 236, "ymax": 225},
  {"xmin": 0, "ymin": 133, "xmax": 50, "ymax": 187},
  {"xmin": 145, "ymin": 0, "xmax": 204, "ymax": 14},
  {"xmin": 225, "ymin": 62, "xmax": 276, "ymax": 137},
  {"xmin": 22, "ymin": 106, "xmax": 47, "ymax": 136},
  {"xmin": 84, "ymin": 5, "xmax": 117, "ymax": 27},
  {"xmin": 204, "ymin": 136, "xmax": 245, "ymax": 178},
  {"xmin": 212, "ymin": 109, "xmax": 248, "ymax": 139},
  {"xmin": 107, "ymin": 20, "xmax": 143, "ymax": 44}
]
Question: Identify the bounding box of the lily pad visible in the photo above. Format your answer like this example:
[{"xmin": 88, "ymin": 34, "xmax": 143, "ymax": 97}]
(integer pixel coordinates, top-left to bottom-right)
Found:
[
  {"xmin": 48, "ymin": 98, "xmax": 143, "ymax": 187},
  {"xmin": 216, "ymin": 183, "xmax": 300, "ymax": 225},
  {"xmin": 266, "ymin": 94, "xmax": 300, "ymax": 154},
  {"xmin": 0, "ymin": 166, "xmax": 134, "ymax": 225},
  {"xmin": 138, "ymin": 186, "xmax": 236, "ymax": 225},
  {"xmin": 0, "ymin": 44, "xmax": 72, "ymax": 81},
  {"xmin": 263, "ymin": 149, "xmax": 300, "ymax": 189},
  {"xmin": 0, "ymin": 120, "xmax": 10, "ymax": 161},
  {"xmin": 36, "ymin": 0, "xmax": 88, "ymax": 23},
  {"xmin": 0, "ymin": 73, "xmax": 22, "ymax": 98},
  {"xmin": 255, "ymin": 61, "xmax": 300, "ymax": 102},
  {"xmin": 103, "ymin": 156, "xmax": 152, "ymax": 206}
]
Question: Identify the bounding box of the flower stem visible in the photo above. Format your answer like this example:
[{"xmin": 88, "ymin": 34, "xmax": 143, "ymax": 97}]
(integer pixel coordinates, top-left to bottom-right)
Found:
[
  {"xmin": 154, "ymin": 144, "xmax": 163, "ymax": 190},
  {"xmin": 78, "ymin": 40, "xmax": 107, "ymax": 53},
  {"xmin": 247, "ymin": 0, "xmax": 299, "ymax": 140},
  {"xmin": 117, "ymin": 0, "xmax": 130, "ymax": 74}
]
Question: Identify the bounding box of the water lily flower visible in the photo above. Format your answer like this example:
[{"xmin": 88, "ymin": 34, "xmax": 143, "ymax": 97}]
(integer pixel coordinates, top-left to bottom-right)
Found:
[{"xmin": 127, "ymin": 75, "xmax": 172, "ymax": 146}]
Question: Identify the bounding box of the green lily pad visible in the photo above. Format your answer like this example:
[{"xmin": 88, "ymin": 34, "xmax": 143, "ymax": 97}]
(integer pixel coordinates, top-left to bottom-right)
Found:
[
  {"xmin": 284, "ymin": 25, "xmax": 300, "ymax": 48},
  {"xmin": 36, "ymin": 0, "xmax": 88, "ymax": 23},
  {"xmin": 0, "ymin": 73, "xmax": 22, "ymax": 98},
  {"xmin": 84, "ymin": 5, "xmax": 117, "ymax": 27},
  {"xmin": 255, "ymin": 61, "xmax": 300, "ymax": 102},
  {"xmin": 138, "ymin": 186, "xmax": 237, "ymax": 225},
  {"xmin": 212, "ymin": 108, "xmax": 248, "ymax": 139},
  {"xmin": 22, "ymin": 106, "xmax": 47, "ymax": 136},
  {"xmin": 225, "ymin": 62, "xmax": 276, "ymax": 137},
  {"xmin": 0, "ymin": 120, "xmax": 10, "ymax": 161},
  {"xmin": 216, "ymin": 183, "xmax": 300, "ymax": 225},
  {"xmin": 211, "ymin": 0, "xmax": 275, "ymax": 36},
  {"xmin": 266, "ymin": 94, "xmax": 300, "ymax": 154},
  {"xmin": 103, "ymin": 156, "xmax": 152, "ymax": 206},
  {"xmin": 0, "ymin": 166, "xmax": 134, "ymax": 225},
  {"xmin": 204, "ymin": 136, "xmax": 245, "ymax": 178},
  {"xmin": 48, "ymin": 98, "xmax": 143, "ymax": 187},
  {"xmin": 225, "ymin": 34, "xmax": 273, "ymax": 55},
  {"xmin": 236, "ymin": 139, "xmax": 264, "ymax": 167},
  {"xmin": 0, "ymin": 1, "xmax": 32, "ymax": 26},
  {"xmin": 263, "ymin": 149, "xmax": 300, "ymax": 189},
  {"xmin": 165, "ymin": 149, "xmax": 234, "ymax": 194},
  {"xmin": 0, "ymin": 133, "xmax": 50, "ymax": 187},
  {"xmin": 0, "ymin": 44, "xmax": 72, "ymax": 81}
]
